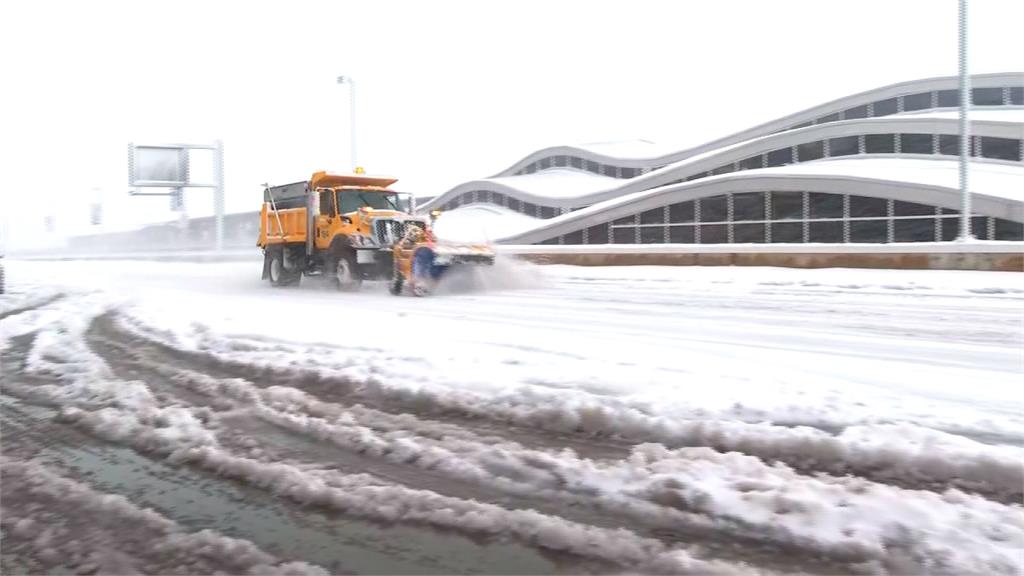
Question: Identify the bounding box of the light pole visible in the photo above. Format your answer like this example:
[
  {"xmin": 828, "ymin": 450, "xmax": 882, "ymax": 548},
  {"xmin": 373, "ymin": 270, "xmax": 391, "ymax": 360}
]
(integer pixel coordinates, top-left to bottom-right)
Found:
[
  {"xmin": 957, "ymin": 0, "xmax": 974, "ymax": 241},
  {"xmin": 337, "ymin": 76, "xmax": 357, "ymax": 171}
]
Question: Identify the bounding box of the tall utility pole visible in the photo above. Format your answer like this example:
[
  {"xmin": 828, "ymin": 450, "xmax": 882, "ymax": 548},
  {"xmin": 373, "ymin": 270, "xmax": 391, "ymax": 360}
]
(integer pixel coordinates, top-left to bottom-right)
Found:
[
  {"xmin": 957, "ymin": 0, "xmax": 974, "ymax": 241},
  {"xmin": 337, "ymin": 76, "xmax": 357, "ymax": 170}
]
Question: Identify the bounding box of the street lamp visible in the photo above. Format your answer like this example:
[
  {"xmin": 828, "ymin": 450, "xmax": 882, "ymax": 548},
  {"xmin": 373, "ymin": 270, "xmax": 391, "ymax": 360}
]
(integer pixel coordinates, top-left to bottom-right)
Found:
[{"xmin": 337, "ymin": 75, "xmax": 357, "ymax": 171}]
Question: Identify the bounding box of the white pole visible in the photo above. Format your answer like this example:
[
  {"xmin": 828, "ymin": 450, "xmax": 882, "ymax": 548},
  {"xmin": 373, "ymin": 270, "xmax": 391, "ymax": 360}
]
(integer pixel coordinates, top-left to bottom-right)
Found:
[
  {"xmin": 957, "ymin": 0, "xmax": 973, "ymax": 241},
  {"xmin": 91, "ymin": 187, "xmax": 103, "ymax": 230},
  {"xmin": 350, "ymin": 79, "xmax": 357, "ymax": 170},
  {"xmin": 337, "ymin": 76, "xmax": 357, "ymax": 170},
  {"xmin": 213, "ymin": 139, "xmax": 225, "ymax": 252}
]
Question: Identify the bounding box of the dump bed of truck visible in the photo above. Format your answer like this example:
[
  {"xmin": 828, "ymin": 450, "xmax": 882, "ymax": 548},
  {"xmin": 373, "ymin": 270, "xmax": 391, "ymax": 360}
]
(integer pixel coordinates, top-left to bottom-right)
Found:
[{"xmin": 259, "ymin": 204, "xmax": 308, "ymax": 246}]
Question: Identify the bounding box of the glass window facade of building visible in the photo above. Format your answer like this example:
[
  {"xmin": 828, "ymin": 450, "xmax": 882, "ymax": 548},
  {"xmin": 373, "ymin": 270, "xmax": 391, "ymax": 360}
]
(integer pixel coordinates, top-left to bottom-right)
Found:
[{"xmin": 540, "ymin": 191, "xmax": 1022, "ymax": 245}]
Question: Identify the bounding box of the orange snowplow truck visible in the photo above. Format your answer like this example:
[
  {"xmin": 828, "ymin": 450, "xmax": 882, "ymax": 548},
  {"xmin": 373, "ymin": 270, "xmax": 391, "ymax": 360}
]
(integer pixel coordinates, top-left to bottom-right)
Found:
[{"xmin": 257, "ymin": 170, "xmax": 428, "ymax": 289}]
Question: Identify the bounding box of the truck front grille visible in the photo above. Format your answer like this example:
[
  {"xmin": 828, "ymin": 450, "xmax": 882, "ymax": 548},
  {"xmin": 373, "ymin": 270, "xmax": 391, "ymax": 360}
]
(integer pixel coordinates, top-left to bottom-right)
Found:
[
  {"xmin": 374, "ymin": 219, "xmax": 425, "ymax": 245},
  {"xmin": 374, "ymin": 219, "xmax": 405, "ymax": 245}
]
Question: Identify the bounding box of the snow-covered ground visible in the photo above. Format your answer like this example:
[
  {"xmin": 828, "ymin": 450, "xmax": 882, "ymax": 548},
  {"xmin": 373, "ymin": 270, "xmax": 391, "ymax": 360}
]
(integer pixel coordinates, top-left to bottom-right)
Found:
[{"xmin": 1, "ymin": 257, "xmax": 1022, "ymax": 575}]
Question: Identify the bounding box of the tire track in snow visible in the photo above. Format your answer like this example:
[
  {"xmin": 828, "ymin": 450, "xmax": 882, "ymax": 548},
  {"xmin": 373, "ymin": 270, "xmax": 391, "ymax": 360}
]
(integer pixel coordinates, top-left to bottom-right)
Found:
[
  {"xmin": 1, "ymin": 457, "xmax": 327, "ymax": 576},
  {"xmin": 91, "ymin": 312, "xmax": 636, "ymax": 461},
  {"xmin": 85, "ymin": 312, "xmax": 1024, "ymax": 575},
  {"xmin": 3, "ymin": 331, "xmax": 611, "ymax": 576},
  {"xmin": 82, "ymin": 313, "xmax": 898, "ymax": 574},
  {"xmin": 52, "ymin": 404, "xmax": 745, "ymax": 575},
  {"xmin": 6, "ymin": 313, "xmax": 739, "ymax": 575},
  {"xmin": 1, "ymin": 386, "xmax": 353, "ymax": 575},
  {"xmin": 88, "ymin": 315, "xmax": 833, "ymax": 573},
  {"xmin": 108, "ymin": 310, "xmax": 1024, "ymax": 505},
  {"xmin": 88, "ymin": 343, "xmax": 863, "ymax": 575},
  {"xmin": 0, "ymin": 292, "xmax": 64, "ymax": 321}
]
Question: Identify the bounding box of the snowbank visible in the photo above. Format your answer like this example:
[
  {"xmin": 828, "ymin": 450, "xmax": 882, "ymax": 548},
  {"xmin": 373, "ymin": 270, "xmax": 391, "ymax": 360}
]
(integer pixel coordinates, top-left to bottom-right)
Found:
[{"xmin": 113, "ymin": 308, "xmax": 1024, "ymax": 501}]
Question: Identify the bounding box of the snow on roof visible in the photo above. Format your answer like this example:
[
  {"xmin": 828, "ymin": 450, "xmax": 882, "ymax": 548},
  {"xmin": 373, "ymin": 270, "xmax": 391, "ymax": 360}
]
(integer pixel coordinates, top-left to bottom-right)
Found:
[
  {"xmin": 754, "ymin": 157, "xmax": 1024, "ymax": 202},
  {"xmin": 569, "ymin": 139, "xmax": 680, "ymax": 159},
  {"xmin": 477, "ymin": 113, "xmax": 1022, "ymax": 201},
  {"xmin": 664, "ymin": 113, "xmax": 1023, "ymax": 174},
  {"xmin": 485, "ymin": 168, "xmax": 620, "ymax": 199},
  {"xmin": 556, "ymin": 110, "xmax": 1023, "ymax": 163},
  {"xmin": 892, "ymin": 108, "xmax": 1024, "ymax": 123},
  {"xmin": 484, "ymin": 74, "xmax": 1023, "ymax": 181}
]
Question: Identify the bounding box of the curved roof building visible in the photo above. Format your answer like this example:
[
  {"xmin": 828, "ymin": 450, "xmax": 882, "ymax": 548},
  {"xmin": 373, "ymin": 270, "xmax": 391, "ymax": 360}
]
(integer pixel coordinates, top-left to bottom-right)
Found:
[{"xmin": 424, "ymin": 73, "xmax": 1024, "ymax": 245}]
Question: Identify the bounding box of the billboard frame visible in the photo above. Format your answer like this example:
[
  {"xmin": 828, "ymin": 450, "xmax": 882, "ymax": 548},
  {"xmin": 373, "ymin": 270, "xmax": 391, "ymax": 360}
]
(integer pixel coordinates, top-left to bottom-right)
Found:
[{"xmin": 128, "ymin": 140, "xmax": 225, "ymax": 251}]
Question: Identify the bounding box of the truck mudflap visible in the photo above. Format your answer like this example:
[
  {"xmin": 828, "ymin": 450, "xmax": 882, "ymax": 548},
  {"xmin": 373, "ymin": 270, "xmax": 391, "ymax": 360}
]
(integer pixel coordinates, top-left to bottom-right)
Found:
[{"xmin": 261, "ymin": 251, "xmax": 272, "ymax": 280}]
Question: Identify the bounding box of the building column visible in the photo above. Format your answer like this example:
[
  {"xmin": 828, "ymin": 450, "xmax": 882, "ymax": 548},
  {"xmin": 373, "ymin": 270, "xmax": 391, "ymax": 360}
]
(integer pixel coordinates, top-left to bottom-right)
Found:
[
  {"xmin": 802, "ymin": 192, "xmax": 810, "ymax": 243},
  {"xmin": 886, "ymin": 199, "xmax": 895, "ymax": 243},
  {"xmin": 842, "ymin": 195, "xmax": 851, "ymax": 243}
]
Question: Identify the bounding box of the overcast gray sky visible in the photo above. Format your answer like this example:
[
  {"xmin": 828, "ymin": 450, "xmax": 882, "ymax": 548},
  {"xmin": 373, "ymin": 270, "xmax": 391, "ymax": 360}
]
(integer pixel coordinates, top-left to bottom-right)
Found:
[{"xmin": 1, "ymin": 0, "xmax": 1021, "ymax": 248}]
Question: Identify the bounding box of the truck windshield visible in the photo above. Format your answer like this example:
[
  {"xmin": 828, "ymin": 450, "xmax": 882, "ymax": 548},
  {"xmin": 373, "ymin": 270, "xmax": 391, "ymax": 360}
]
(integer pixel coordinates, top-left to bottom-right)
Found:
[{"xmin": 337, "ymin": 190, "xmax": 400, "ymax": 213}]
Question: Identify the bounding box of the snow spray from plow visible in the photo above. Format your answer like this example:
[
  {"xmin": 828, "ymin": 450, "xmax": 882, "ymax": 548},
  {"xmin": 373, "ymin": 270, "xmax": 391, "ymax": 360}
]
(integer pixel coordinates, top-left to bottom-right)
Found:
[{"xmin": 429, "ymin": 257, "xmax": 550, "ymax": 296}]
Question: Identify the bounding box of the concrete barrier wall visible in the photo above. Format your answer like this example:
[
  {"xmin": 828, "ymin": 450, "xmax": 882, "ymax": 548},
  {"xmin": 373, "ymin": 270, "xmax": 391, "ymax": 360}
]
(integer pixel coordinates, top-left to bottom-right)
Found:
[{"xmin": 507, "ymin": 248, "xmax": 1023, "ymax": 272}]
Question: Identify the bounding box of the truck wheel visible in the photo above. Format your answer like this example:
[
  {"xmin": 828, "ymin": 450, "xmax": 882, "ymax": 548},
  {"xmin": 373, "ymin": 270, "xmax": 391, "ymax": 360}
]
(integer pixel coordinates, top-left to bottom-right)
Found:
[
  {"xmin": 268, "ymin": 250, "xmax": 300, "ymax": 287},
  {"xmin": 329, "ymin": 251, "xmax": 362, "ymax": 291},
  {"xmin": 268, "ymin": 251, "xmax": 287, "ymax": 286}
]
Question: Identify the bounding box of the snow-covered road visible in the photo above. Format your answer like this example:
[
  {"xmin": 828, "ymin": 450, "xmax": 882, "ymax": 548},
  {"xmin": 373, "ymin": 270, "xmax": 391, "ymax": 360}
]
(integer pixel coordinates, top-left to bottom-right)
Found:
[{"xmin": 1, "ymin": 257, "xmax": 1022, "ymax": 574}]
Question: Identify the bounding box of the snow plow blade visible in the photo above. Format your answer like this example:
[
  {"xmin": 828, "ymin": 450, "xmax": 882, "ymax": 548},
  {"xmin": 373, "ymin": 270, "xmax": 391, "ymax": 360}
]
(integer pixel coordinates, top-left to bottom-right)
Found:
[{"xmin": 390, "ymin": 244, "xmax": 495, "ymax": 296}]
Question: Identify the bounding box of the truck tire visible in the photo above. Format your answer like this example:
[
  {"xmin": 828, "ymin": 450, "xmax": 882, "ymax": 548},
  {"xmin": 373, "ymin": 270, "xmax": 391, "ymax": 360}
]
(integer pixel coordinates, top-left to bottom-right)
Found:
[
  {"xmin": 327, "ymin": 250, "xmax": 361, "ymax": 291},
  {"xmin": 268, "ymin": 250, "xmax": 300, "ymax": 287}
]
